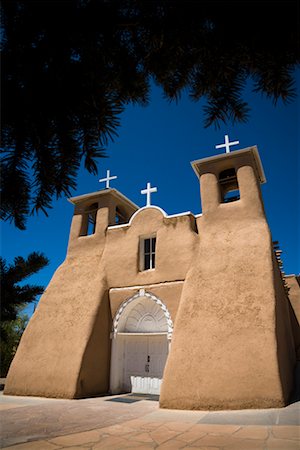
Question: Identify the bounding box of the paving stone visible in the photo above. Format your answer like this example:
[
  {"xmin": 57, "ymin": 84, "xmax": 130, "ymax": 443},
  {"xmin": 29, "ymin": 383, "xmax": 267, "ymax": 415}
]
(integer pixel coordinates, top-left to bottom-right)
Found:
[
  {"xmin": 92, "ymin": 435, "xmax": 130, "ymax": 449},
  {"xmin": 192, "ymin": 433, "xmax": 239, "ymax": 448},
  {"xmin": 98, "ymin": 424, "xmax": 137, "ymax": 435},
  {"xmin": 48, "ymin": 430, "xmax": 100, "ymax": 446},
  {"xmin": 164, "ymin": 421, "xmax": 194, "ymax": 432},
  {"xmin": 3, "ymin": 441, "xmax": 60, "ymax": 450},
  {"xmin": 233, "ymin": 425, "xmax": 269, "ymax": 440},
  {"xmin": 271, "ymin": 426, "xmax": 300, "ymax": 440},
  {"xmin": 192, "ymin": 423, "xmax": 241, "ymax": 435},
  {"xmin": 224, "ymin": 438, "xmax": 266, "ymax": 449},
  {"xmin": 150, "ymin": 427, "xmax": 181, "ymax": 445},
  {"xmin": 186, "ymin": 446, "xmax": 219, "ymax": 450},
  {"xmin": 128, "ymin": 432, "xmax": 155, "ymax": 443},
  {"xmin": 176, "ymin": 428, "xmax": 207, "ymax": 443},
  {"xmin": 139, "ymin": 422, "xmax": 166, "ymax": 431},
  {"xmin": 156, "ymin": 438, "xmax": 186, "ymax": 449},
  {"xmin": 119, "ymin": 441, "xmax": 155, "ymax": 448},
  {"xmin": 266, "ymin": 437, "xmax": 300, "ymax": 448},
  {"xmin": 59, "ymin": 447, "xmax": 91, "ymax": 450},
  {"xmin": 1, "ymin": 393, "xmax": 299, "ymax": 450}
]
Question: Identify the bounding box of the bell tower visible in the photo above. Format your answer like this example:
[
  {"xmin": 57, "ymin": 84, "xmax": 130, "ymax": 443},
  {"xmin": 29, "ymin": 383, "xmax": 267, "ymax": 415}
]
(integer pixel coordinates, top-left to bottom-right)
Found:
[{"xmin": 160, "ymin": 145, "xmax": 296, "ymax": 410}]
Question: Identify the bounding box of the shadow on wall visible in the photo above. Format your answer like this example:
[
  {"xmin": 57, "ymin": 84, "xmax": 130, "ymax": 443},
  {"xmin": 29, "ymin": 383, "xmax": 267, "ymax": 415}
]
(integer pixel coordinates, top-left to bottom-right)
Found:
[
  {"xmin": 273, "ymin": 251, "xmax": 299, "ymax": 406},
  {"xmin": 289, "ymin": 362, "xmax": 300, "ymax": 404}
]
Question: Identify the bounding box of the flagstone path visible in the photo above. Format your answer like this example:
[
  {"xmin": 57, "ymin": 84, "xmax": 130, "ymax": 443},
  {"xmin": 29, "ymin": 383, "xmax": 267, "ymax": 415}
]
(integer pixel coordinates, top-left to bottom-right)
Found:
[{"xmin": 0, "ymin": 393, "xmax": 299, "ymax": 449}]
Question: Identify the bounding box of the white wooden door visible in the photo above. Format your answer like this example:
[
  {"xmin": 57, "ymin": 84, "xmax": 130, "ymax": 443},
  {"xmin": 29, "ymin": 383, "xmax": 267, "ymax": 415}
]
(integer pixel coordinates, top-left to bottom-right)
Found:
[{"xmin": 123, "ymin": 335, "xmax": 168, "ymax": 394}]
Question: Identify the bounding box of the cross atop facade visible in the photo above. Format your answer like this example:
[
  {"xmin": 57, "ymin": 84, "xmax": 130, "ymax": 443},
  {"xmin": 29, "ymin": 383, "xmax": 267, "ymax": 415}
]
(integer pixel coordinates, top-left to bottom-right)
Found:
[
  {"xmin": 99, "ymin": 169, "xmax": 117, "ymax": 189},
  {"xmin": 215, "ymin": 134, "xmax": 240, "ymax": 154},
  {"xmin": 141, "ymin": 182, "xmax": 157, "ymax": 207}
]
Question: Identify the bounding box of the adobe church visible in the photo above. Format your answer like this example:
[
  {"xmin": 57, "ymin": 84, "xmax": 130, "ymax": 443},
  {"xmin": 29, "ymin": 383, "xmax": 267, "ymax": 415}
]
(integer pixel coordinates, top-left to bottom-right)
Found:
[{"xmin": 4, "ymin": 138, "xmax": 300, "ymax": 410}]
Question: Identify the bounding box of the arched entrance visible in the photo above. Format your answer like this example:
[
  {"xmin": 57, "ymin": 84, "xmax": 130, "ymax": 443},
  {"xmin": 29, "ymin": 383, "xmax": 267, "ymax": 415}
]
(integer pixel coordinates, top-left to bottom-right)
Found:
[{"xmin": 110, "ymin": 290, "xmax": 173, "ymax": 395}]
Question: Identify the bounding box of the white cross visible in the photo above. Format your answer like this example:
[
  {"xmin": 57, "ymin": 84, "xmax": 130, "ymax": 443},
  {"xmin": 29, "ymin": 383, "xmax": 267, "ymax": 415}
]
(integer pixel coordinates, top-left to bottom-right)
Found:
[
  {"xmin": 215, "ymin": 134, "xmax": 240, "ymax": 153},
  {"xmin": 141, "ymin": 182, "xmax": 157, "ymax": 207},
  {"xmin": 99, "ymin": 169, "xmax": 117, "ymax": 189}
]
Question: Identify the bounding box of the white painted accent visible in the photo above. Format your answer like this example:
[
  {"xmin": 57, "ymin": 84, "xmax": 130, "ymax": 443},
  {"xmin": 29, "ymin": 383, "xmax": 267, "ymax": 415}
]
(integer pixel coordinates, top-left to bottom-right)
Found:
[
  {"xmin": 129, "ymin": 205, "xmax": 166, "ymax": 224},
  {"xmin": 167, "ymin": 211, "xmax": 193, "ymax": 218},
  {"xmin": 109, "ymin": 291, "xmax": 173, "ymax": 395},
  {"xmin": 68, "ymin": 188, "xmax": 139, "ymax": 210},
  {"xmin": 99, "ymin": 169, "xmax": 117, "ymax": 189},
  {"xmin": 118, "ymin": 332, "xmax": 168, "ymax": 336},
  {"xmin": 139, "ymin": 234, "xmax": 156, "ymax": 271},
  {"xmin": 215, "ymin": 134, "xmax": 240, "ymax": 153},
  {"xmin": 112, "ymin": 291, "xmax": 173, "ymax": 337},
  {"xmin": 141, "ymin": 182, "xmax": 157, "ymax": 206},
  {"xmin": 107, "ymin": 206, "xmax": 199, "ymax": 231},
  {"xmin": 109, "ymin": 280, "xmax": 184, "ymax": 292},
  {"xmin": 123, "ymin": 335, "xmax": 168, "ymax": 394},
  {"xmin": 191, "ymin": 146, "xmax": 266, "ymax": 184},
  {"xmin": 131, "ymin": 376, "xmax": 162, "ymax": 395}
]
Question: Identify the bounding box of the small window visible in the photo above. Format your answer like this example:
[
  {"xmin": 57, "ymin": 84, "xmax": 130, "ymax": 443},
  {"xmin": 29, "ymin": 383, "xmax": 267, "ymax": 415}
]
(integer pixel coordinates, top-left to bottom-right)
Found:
[{"xmin": 140, "ymin": 235, "xmax": 156, "ymax": 271}]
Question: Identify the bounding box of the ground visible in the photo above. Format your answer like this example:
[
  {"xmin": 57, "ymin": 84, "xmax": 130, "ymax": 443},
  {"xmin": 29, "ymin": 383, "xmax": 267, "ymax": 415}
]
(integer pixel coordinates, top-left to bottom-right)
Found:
[{"xmin": 0, "ymin": 391, "xmax": 299, "ymax": 449}]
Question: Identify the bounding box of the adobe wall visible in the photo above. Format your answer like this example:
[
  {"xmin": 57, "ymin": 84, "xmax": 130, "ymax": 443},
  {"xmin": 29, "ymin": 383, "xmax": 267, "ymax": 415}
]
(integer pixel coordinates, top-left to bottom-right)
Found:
[
  {"xmin": 5, "ymin": 204, "xmax": 198, "ymax": 399},
  {"xmin": 286, "ymin": 275, "xmax": 300, "ymax": 324},
  {"xmin": 5, "ymin": 208, "xmax": 112, "ymax": 398},
  {"xmin": 285, "ymin": 275, "xmax": 300, "ymax": 359},
  {"xmin": 104, "ymin": 207, "xmax": 198, "ymax": 288},
  {"xmin": 160, "ymin": 165, "xmax": 296, "ymax": 410},
  {"xmin": 109, "ymin": 281, "xmax": 184, "ymax": 325}
]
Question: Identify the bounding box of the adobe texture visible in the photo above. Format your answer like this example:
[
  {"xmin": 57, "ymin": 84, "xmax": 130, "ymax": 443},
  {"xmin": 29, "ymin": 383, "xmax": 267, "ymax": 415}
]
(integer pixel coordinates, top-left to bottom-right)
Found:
[{"xmin": 160, "ymin": 149, "xmax": 296, "ymax": 410}]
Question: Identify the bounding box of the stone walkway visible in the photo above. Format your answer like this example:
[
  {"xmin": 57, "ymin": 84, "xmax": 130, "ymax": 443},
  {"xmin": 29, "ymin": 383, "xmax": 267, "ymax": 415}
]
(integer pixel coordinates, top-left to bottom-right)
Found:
[{"xmin": 0, "ymin": 392, "xmax": 299, "ymax": 449}]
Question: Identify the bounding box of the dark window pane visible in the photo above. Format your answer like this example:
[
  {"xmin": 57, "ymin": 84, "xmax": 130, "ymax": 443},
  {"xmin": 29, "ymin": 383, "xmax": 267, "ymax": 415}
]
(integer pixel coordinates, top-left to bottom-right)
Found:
[
  {"xmin": 152, "ymin": 254, "xmax": 155, "ymax": 268},
  {"xmin": 144, "ymin": 254, "xmax": 150, "ymax": 270},
  {"xmin": 152, "ymin": 237, "xmax": 156, "ymax": 252},
  {"xmin": 144, "ymin": 238, "xmax": 150, "ymax": 253}
]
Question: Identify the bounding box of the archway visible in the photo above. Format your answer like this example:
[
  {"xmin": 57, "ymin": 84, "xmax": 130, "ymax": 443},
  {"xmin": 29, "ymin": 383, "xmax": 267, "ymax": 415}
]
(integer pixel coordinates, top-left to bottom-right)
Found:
[{"xmin": 110, "ymin": 290, "xmax": 173, "ymax": 395}]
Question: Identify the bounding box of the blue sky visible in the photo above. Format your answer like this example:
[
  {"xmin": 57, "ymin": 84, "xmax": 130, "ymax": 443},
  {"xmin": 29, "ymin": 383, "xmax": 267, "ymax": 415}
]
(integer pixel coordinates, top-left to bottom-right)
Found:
[{"xmin": 1, "ymin": 72, "xmax": 299, "ymax": 316}]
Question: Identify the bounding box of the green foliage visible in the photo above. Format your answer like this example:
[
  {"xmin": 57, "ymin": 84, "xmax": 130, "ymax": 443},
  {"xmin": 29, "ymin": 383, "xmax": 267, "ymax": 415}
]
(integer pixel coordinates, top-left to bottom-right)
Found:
[
  {"xmin": 0, "ymin": 312, "xmax": 29, "ymax": 377},
  {"xmin": 0, "ymin": 252, "xmax": 49, "ymax": 376},
  {"xmin": 1, "ymin": 0, "xmax": 299, "ymax": 228},
  {"xmin": 0, "ymin": 252, "xmax": 49, "ymax": 323}
]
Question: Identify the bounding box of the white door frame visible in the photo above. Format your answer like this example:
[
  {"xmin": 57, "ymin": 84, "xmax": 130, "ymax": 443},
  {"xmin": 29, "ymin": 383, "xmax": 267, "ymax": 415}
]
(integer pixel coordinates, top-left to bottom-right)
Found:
[{"xmin": 109, "ymin": 289, "xmax": 173, "ymax": 394}]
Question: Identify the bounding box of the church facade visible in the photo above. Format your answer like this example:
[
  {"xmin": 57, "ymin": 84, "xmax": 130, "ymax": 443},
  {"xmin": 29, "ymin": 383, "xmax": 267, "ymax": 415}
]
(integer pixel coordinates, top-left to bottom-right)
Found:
[{"xmin": 4, "ymin": 144, "xmax": 300, "ymax": 410}]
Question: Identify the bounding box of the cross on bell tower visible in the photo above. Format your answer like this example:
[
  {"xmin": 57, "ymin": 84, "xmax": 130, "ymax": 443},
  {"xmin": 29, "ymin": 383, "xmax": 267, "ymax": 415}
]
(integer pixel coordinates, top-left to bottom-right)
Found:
[
  {"xmin": 99, "ymin": 169, "xmax": 117, "ymax": 189},
  {"xmin": 215, "ymin": 134, "xmax": 240, "ymax": 154}
]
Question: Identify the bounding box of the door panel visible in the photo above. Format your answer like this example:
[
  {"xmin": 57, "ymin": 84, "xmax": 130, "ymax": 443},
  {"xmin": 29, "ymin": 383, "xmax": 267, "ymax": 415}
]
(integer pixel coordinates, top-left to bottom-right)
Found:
[
  {"xmin": 124, "ymin": 336, "xmax": 148, "ymax": 391},
  {"xmin": 148, "ymin": 335, "xmax": 168, "ymax": 378},
  {"xmin": 123, "ymin": 335, "xmax": 168, "ymax": 394}
]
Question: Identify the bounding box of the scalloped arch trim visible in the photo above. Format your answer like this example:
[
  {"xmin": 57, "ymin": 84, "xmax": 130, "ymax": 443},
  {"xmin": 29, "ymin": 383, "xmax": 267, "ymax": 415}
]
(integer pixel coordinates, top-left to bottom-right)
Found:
[{"xmin": 112, "ymin": 289, "xmax": 173, "ymax": 338}]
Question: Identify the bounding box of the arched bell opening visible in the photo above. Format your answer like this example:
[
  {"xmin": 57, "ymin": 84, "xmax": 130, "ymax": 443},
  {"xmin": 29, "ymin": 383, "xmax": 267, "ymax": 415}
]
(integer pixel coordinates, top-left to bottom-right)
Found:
[
  {"xmin": 219, "ymin": 168, "xmax": 240, "ymax": 203},
  {"xmin": 79, "ymin": 202, "xmax": 98, "ymax": 236},
  {"xmin": 110, "ymin": 291, "xmax": 173, "ymax": 395}
]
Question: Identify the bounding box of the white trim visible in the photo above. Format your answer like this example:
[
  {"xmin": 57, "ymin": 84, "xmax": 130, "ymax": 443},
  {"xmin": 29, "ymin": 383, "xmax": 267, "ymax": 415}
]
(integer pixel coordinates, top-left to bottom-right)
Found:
[
  {"xmin": 109, "ymin": 280, "xmax": 184, "ymax": 292},
  {"xmin": 68, "ymin": 188, "xmax": 139, "ymax": 210},
  {"xmin": 109, "ymin": 291, "xmax": 173, "ymax": 394},
  {"xmin": 191, "ymin": 146, "xmax": 266, "ymax": 184},
  {"xmin": 167, "ymin": 211, "xmax": 193, "ymax": 218},
  {"xmin": 139, "ymin": 234, "xmax": 156, "ymax": 271},
  {"xmin": 128, "ymin": 206, "xmax": 167, "ymax": 225},
  {"xmin": 112, "ymin": 290, "xmax": 174, "ymax": 338},
  {"xmin": 117, "ymin": 332, "xmax": 168, "ymax": 336},
  {"xmin": 107, "ymin": 222, "xmax": 130, "ymax": 230},
  {"xmin": 107, "ymin": 207, "xmax": 199, "ymax": 230}
]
